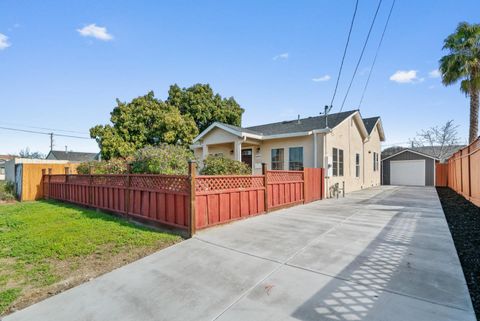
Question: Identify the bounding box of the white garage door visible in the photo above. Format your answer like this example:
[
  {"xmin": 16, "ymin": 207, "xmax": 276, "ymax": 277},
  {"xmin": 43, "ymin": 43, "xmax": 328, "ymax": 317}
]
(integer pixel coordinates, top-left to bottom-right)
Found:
[{"xmin": 390, "ymin": 160, "xmax": 425, "ymax": 186}]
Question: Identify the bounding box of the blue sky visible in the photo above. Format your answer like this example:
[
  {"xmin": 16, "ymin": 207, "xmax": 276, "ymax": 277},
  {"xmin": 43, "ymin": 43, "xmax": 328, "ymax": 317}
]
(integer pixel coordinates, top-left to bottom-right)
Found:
[{"xmin": 0, "ymin": 0, "xmax": 479, "ymax": 155}]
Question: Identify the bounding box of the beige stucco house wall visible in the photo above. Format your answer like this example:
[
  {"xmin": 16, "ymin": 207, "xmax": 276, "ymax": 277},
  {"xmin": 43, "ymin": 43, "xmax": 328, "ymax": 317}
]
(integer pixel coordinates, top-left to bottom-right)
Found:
[{"xmin": 191, "ymin": 111, "xmax": 385, "ymax": 196}]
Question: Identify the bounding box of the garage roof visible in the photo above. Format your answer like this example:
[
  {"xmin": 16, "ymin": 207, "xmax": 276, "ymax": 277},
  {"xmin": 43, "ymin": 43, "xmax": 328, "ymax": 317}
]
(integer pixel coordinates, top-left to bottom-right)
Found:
[{"xmin": 381, "ymin": 148, "xmax": 440, "ymax": 161}]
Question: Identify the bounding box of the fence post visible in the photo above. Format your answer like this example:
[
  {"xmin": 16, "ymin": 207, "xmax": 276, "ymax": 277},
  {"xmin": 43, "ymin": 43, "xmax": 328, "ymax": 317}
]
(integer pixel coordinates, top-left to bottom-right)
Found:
[
  {"xmin": 88, "ymin": 166, "xmax": 93, "ymax": 206},
  {"xmin": 262, "ymin": 163, "xmax": 269, "ymax": 212},
  {"xmin": 468, "ymin": 145, "xmax": 472, "ymax": 200},
  {"xmin": 188, "ymin": 160, "xmax": 197, "ymax": 237},
  {"xmin": 125, "ymin": 164, "xmax": 132, "ymax": 218},
  {"xmin": 303, "ymin": 168, "xmax": 307, "ymax": 204}
]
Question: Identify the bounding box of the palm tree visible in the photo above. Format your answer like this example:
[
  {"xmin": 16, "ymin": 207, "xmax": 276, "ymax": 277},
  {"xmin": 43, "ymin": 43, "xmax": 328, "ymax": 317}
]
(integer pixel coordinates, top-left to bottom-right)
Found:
[{"xmin": 440, "ymin": 22, "xmax": 480, "ymax": 144}]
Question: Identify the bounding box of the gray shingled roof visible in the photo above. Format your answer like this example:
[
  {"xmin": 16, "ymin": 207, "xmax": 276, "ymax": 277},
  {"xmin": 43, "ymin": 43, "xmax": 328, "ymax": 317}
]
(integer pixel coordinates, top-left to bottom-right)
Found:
[
  {"xmin": 382, "ymin": 145, "xmax": 465, "ymax": 162},
  {"xmin": 242, "ymin": 110, "xmax": 358, "ymax": 136},
  {"xmin": 47, "ymin": 150, "xmax": 99, "ymax": 162},
  {"xmin": 362, "ymin": 117, "xmax": 380, "ymax": 134}
]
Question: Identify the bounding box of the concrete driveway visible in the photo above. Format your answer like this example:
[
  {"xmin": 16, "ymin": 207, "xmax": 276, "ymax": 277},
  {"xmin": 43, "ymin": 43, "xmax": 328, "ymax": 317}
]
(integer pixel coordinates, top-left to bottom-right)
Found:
[{"xmin": 5, "ymin": 186, "xmax": 475, "ymax": 321}]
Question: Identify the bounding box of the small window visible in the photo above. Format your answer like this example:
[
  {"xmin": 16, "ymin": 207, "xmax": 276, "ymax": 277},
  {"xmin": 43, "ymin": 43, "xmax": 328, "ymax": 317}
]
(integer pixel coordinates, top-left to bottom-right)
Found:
[
  {"xmin": 373, "ymin": 152, "xmax": 379, "ymax": 171},
  {"xmin": 271, "ymin": 148, "xmax": 284, "ymax": 170},
  {"xmin": 289, "ymin": 147, "xmax": 303, "ymax": 170},
  {"xmin": 355, "ymin": 153, "xmax": 360, "ymax": 177},
  {"xmin": 332, "ymin": 148, "xmax": 338, "ymax": 176},
  {"xmin": 339, "ymin": 149, "xmax": 344, "ymax": 176},
  {"xmin": 332, "ymin": 148, "xmax": 344, "ymax": 177}
]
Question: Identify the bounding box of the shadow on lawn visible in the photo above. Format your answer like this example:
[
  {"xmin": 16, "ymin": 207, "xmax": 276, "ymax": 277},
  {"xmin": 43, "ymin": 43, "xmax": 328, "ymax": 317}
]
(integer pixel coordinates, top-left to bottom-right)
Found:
[{"xmin": 37, "ymin": 199, "xmax": 184, "ymax": 236}]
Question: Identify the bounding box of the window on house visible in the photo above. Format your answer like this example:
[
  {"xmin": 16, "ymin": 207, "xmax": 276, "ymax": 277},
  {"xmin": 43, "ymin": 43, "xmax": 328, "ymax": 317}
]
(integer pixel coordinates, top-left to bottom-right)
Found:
[
  {"xmin": 333, "ymin": 148, "xmax": 338, "ymax": 176},
  {"xmin": 373, "ymin": 152, "xmax": 379, "ymax": 171},
  {"xmin": 339, "ymin": 149, "xmax": 344, "ymax": 176},
  {"xmin": 332, "ymin": 148, "xmax": 344, "ymax": 176},
  {"xmin": 289, "ymin": 147, "xmax": 303, "ymax": 170},
  {"xmin": 271, "ymin": 148, "xmax": 284, "ymax": 170},
  {"xmin": 355, "ymin": 153, "xmax": 360, "ymax": 177}
]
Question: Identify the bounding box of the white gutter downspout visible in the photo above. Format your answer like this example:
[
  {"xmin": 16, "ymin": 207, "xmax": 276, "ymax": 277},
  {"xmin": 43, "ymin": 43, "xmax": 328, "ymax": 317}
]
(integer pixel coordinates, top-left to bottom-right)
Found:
[{"xmin": 313, "ymin": 133, "xmax": 318, "ymax": 167}]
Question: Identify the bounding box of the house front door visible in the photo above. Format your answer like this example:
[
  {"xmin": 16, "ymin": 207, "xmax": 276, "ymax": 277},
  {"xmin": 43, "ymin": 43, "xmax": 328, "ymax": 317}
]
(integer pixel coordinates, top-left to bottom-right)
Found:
[{"xmin": 241, "ymin": 149, "xmax": 253, "ymax": 168}]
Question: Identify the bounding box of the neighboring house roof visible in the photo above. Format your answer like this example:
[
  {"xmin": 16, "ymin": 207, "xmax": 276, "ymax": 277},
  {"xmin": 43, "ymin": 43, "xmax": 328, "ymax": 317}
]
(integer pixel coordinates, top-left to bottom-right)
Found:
[
  {"xmin": 382, "ymin": 145, "xmax": 464, "ymax": 162},
  {"xmin": 0, "ymin": 155, "xmax": 16, "ymax": 161},
  {"xmin": 46, "ymin": 150, "xmax": 99, "ymax": 162},
  {"xmin": 193, "ymin": 110, "xmax": 384, "ymax": 144}
]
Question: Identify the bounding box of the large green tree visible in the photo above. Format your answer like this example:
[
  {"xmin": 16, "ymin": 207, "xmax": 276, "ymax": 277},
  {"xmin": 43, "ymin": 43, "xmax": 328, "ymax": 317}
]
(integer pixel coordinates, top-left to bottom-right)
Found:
[
  {"xmin": 440, "ymin": 22, "xmax": 480, "ymax": 143},
  {"xmin": 91, "ymin": 84, "xmax": 244, "ymax": 160},
  {"xmin": 90, "ymin": 91, "xmax": 198, "ymax": 159},
  {"xmin": 167, "ymin": 83, "xmax": 244, "ymax": 132}
]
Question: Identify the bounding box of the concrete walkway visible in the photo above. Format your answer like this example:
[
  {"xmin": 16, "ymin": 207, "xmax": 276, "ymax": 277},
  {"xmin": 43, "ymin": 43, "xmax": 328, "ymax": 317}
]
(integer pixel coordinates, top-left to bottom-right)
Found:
[{"xmin": 5, "ymin": 186, "xmax": 475, "ymax": 321}]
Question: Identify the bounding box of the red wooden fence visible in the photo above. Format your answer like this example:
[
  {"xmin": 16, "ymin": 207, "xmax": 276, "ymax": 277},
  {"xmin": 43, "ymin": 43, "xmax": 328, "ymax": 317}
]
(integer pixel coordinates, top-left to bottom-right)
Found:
[
  {"xmin": 445, "ymin": 138, "xmax": 480, "ymax": 207},
  {"xmin": 267, "ymin": 170, "xmax": 304, "ymax": 209},
  {"xmin": 195, "ymin": 175, "xmax": 266, "ymax": 230},
  {"xmin": 43, "ymin": 164, "xmax": 325, "ymax": 234},
  {"xmin": 44, "ymin": 173, "xmax": 191, "ymax": 231},
  {"xmin": 435, "ymin": 163, "xmax": 448, "ymax": 187}
]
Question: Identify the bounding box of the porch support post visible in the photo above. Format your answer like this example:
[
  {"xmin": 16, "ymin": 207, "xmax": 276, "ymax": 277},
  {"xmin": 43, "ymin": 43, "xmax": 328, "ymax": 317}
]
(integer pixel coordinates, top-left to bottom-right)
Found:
[
  {"xmin": 234, "ymin": 140, "xmax": 242, "ymax": 161},
  {"xmin": 202, "ymin": 144, "xmax": 209, "ymax": 160}
]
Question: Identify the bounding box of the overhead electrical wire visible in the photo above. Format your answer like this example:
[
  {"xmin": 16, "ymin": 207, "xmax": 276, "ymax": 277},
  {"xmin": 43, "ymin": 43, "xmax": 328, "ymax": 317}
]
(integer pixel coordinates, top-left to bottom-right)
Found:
[
  {"xmin": 0, "ymin": 126, "xmax": 92, "ymax": 140},
  {"xmin": 358, "ymin": 0, "xmax": 396, "ymax": 108},
  {"xmin": 329, "ymin": 0, "xmax": 360, "ymax": 110},
  {"xmin": 0, "ymin": 121, "xmax": 89, "ymax": 135},
  {"xmin": 339, "ymin": 0, "xmax": 383, "ymax": 112}
]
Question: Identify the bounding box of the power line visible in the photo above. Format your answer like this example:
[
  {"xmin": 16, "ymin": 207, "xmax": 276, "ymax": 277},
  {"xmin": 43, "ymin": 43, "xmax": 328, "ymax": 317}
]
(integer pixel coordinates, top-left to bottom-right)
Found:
[
  {"xmin": 339, "ymin": 0, "xmax": 383, "ymax": 112},
  {"xmin": 358, "ymin": 0, "xmax": 396, "ymax": 108},
  {"xmin": 0, "ymin": 120, "xmax": 89, "ymax": 135},
  {"xmin": 329, "ymin": 0, "xmax": 359, "ymax": 109},
  {"xmin": 0, "ymin": 126, "xmax": 92, "ymax": 140}
]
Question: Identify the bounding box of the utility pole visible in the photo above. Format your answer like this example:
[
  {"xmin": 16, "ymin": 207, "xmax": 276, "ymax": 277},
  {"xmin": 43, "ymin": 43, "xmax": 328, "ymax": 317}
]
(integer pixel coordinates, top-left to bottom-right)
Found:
[
  {"xmin": 323, "ymin": 105, "xmax": 332, "ymax": 128},
  {"xmin": 50, "ymin": 133, "xmax": 54, "ymax": 151}
]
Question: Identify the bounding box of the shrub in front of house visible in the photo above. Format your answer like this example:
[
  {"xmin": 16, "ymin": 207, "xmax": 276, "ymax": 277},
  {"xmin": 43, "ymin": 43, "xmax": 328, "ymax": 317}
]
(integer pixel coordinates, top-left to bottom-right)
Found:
[
  {"xmin": 0, "ymin": 181, "xmax": 15, "ymax": 201},
  {"xmin": 130, "ymin": 145, "xmax": 194, "ymax": 175},
  {"xmin": 200, "ymin": 155, "xmax": 251, "ymax": 175},
  {"xmin": 76, "ymin": 158, "xmax": 130, "ymax": 175}
]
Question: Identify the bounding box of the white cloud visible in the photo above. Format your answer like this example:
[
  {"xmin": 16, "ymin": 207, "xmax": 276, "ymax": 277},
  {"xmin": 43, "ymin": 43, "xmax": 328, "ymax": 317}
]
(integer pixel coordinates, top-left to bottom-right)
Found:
[
  {"xmin": 273, "ymin": 52, "xmax": 289, "ymax": 60},
  {"xmin": 0, "ymin": 33, "xmax": 11, "ymax": 50},
  {"xmin": 77, "ymin": 24, "xmax": 113, "ymax": 41},
  {"xmin": 389, "ymin": 70, "xmax": 422, "ymax": 84},
  {"xmin": 429, "ymin": 69, "xmax": 441, "ymax": 78},
  {"xmin": 312, "ymin": 75, "xmax": 331, "ymax": 82}
]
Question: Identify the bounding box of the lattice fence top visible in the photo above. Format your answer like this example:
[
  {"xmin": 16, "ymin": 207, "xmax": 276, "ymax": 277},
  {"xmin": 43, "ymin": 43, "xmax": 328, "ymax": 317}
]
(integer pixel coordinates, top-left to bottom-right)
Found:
[
  {"xmin": 67, "ymin": 175, "xmax": 90, "ymax": 185},
  {"xmin": 130, "ymin": 175, "xmax": 189, "ymax": 193},
  {"xmin": 196, "ymin": 175, "xmax": 264, "ymax": 193},
  {"xmin": 267, "ymin": 170, "xmax": 303, "ymax": 183},
  {"xmin": 49, "ymin": 175, "xmax": 66, "ymax": 183},
  {"xmin": 91, "ymin": 175, "xmax": 128, "ymax": 187}
]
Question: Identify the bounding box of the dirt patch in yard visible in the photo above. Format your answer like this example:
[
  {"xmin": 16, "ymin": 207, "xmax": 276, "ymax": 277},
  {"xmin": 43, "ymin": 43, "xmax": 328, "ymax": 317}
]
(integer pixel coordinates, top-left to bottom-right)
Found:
[{"xmin": 437, "ymin": 187, "xmax": 480, "ymax": 319}]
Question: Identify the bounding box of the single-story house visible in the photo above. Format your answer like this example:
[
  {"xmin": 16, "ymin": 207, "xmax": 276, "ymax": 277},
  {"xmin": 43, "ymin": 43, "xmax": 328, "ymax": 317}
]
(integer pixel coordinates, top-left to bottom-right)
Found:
[
  {"xmin": 5, "ymin": 158, "xmax": 79, "ymax": 201},
  {"xmin": 46, "ymin": 150, "xmax": 100, "ymax": 162},
  {"xmin": 381, "ymin": 145, "xmax": 464, "ymax": 186},
  {"xmin": 0, "ymin": 155, "xmax": 16, "ymax": 181},
  {"xmin": 191, "ymin": 110, "xmax": 385, "ymax": 194}
]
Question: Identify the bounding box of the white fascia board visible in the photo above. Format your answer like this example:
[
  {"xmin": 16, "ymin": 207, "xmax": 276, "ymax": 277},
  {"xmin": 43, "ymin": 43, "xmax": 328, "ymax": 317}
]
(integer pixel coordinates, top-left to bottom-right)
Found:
[
  {"xmin": 381, "ymin": 149, "xmax": 439, "ymax": 161},
  {"xmin": 192, "ymin": 122, "xmax": 243, "ymax": 144}
]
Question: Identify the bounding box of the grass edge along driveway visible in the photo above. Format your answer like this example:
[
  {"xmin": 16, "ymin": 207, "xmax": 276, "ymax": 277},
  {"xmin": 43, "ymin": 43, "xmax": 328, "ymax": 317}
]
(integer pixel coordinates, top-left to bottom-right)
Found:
[{"xmin": 0, "ymin": 200, "xmax": 182, "ymax": 315}]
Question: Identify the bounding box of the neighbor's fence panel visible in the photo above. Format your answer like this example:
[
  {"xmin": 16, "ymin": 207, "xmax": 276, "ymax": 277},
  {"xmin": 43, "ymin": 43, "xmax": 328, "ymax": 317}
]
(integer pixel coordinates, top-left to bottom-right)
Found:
[
  {"xmin": 435, "ymin": 163, "xmax": 448, "ymax": 187},
  {"xmin": 446, "ymin": 138, "xmax": 480, "ymax": 207},
  {"xmin": 267, "ymin": 170, "xmax": 304, "ymax": 209},
  {"xmin": 195, "ymin": 175, "xmax": 266, "ymax": 230},
  {"xmin": 43, "ymin": 174, "xmax": 190, "ymax": 230}
]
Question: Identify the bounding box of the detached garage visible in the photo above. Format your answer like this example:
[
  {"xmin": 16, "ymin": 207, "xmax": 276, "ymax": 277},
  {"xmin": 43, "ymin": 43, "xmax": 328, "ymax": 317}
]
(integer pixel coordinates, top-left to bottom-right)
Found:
[{"xmin": 381, "ymin": 149, "xmax": 438, "ymax": 186}]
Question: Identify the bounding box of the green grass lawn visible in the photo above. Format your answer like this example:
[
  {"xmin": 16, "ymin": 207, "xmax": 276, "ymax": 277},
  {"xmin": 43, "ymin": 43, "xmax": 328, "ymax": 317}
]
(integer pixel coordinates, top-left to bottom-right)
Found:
[{"xmin": 0, "ymin": 200, "xmax": 182, "ymax": 315}]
